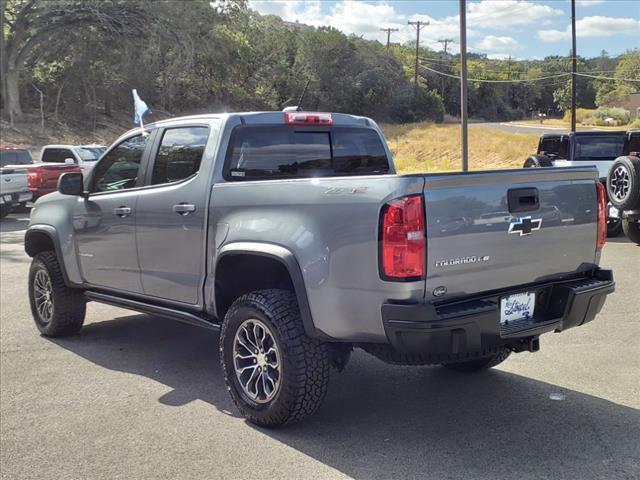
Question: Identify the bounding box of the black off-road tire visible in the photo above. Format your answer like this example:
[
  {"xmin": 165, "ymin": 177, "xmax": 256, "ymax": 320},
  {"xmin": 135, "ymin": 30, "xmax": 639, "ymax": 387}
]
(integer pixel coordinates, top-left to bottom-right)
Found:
[
  {"xmin": 623, "ymin": 218, "xmax": 640, "ymax": 245},
  {"xmin": 523, "ymin": 155, "xmax": 553, "ymax": 168},
  {"xmin": 607, "ymin": 156, "xmax": 640, "ymax": 210},
  {"xmin": 0, "ymin": 204, "xmax": 11, "ymax": 218},
  {"xmin": 442, "ymin": 348, "xmax": 511, "ymax": 372},
  {"xmin": 607, "ymin": 217, "xmax": 623, "ymax": 237},
  {"xmin": 220, "ymin": 289, "xmax": 330, "ymax": 428},
  {"xmin": 28, "ymin": 251, "xmax": 86, "ymax": 337}
]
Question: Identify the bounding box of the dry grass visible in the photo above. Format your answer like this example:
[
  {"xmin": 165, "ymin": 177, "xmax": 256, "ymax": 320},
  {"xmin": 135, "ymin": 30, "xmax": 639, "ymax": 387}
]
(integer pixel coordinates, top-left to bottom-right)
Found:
[{"xmin": 381, "ymin": 122, "xmax": 539, "ymax": 173}]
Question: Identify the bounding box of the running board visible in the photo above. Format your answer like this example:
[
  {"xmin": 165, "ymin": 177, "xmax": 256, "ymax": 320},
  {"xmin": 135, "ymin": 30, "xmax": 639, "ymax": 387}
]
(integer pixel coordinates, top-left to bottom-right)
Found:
[{"xmin": 84, "ymin": 291, "xmax": 219, "ymax": 331}]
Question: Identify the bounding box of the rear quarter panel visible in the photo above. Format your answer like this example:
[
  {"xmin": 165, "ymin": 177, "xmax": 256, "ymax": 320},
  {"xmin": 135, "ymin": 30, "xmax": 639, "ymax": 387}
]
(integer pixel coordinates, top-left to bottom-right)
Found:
[{"xmin": 209, "ymin": 175, "xmax": 424, "ymax": 341}]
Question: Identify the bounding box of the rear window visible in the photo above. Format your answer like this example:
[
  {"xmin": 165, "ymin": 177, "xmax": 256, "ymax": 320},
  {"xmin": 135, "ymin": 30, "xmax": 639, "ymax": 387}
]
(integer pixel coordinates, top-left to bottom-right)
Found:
[
  {"xmin": 0, "ymin": 150, "xmax": 32, "ymax": 167},
  {"xmin": 42, "ymin": 148, "xmax": 74, "ymax": 163},
  {"xmin": 574, "ymin": 136, "xmax": 624, "ymax": 161},
  {"xmin": 226, "ymin": 126, "xmax": 389, "ymax": 180}
]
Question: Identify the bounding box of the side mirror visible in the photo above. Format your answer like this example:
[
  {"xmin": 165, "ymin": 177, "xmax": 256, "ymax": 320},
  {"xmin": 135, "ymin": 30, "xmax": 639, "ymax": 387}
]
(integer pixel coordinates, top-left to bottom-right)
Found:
[
  {"xmin": 58, "ymin": 172, "xmax": 84, "ymax": 196},
  {"xmin": 64, "ymin": 157, "xmax": 76, "ymax": 165}
]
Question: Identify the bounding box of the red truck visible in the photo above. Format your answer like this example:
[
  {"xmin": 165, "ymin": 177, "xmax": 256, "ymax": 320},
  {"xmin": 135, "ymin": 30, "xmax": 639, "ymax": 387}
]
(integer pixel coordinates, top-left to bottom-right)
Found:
[{"xmin": 0, "ymin": 145, "xmax": 80, "ymax": 202}]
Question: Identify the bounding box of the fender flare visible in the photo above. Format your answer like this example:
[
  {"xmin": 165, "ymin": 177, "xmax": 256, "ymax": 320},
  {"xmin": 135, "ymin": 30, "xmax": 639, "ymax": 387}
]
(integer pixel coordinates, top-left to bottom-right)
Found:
[
  {"xmin": 214, "ymin": 242, "xmax": 331, "ymax": 340},
  {"xmin": 24, "ymin": 225, "xmax": 75, "ymax": 287}
]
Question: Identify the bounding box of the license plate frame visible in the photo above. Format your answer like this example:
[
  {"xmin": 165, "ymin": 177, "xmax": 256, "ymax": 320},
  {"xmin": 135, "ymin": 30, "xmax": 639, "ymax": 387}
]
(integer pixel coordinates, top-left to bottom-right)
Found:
[{"xmin": 500, "ymin": 291, "xmax": 535, "ymax": 324}]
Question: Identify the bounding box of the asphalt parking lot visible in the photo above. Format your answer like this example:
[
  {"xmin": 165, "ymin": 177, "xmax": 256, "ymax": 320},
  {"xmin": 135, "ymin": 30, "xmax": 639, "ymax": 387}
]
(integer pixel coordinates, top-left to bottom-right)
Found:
[{"xmin": 1, "ymin": 211, "xmax": 639, "ymax": 480}]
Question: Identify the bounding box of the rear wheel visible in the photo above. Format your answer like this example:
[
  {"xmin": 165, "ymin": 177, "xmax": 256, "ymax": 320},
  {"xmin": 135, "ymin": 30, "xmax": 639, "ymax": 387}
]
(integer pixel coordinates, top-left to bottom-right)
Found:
[
  {"xmin": 28, "ymin": 252, "xmax": 86, "ymax": 337},
  {"xmin": 442, "ymin": 348, "xmax": 511, "ymax": 372},
  {"xmin": 607, "ymin": 217, "xmax": 623, "ymax": 237},
  {"xmin": 623, "ymin": 218, "xmax": 640, "ymax": 245},
  {"xmin": 220, "ymin": 289, "xmax": 330, "ymax": 427},
  {"xmin": 0, "ymin": 204, "xmax": 11, "ymax": 218}
]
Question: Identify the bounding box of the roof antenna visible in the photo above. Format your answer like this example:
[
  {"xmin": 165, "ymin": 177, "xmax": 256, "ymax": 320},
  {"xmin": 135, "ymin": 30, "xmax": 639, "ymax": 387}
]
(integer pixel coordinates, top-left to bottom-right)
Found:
[{"xmin": 283, "ymin": 79, "xmax": 311, "ymax": 113}]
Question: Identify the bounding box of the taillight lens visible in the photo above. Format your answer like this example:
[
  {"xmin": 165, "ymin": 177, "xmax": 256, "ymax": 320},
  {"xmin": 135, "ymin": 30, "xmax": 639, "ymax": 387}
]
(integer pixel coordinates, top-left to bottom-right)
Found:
[
  {"xmin": 27, "ymin": 171, "xmax": 41, "ymax": 188},
  {"xmin": 596, "ymin": 182, "xmax": 607, "ymax": 250},
  {"xmin": 380, "ymin": 195, "xmax": 426, "ymax": 280},
  {"xmin": 285, "ymin": 112, "xmax": 333, "ymax": 126}
]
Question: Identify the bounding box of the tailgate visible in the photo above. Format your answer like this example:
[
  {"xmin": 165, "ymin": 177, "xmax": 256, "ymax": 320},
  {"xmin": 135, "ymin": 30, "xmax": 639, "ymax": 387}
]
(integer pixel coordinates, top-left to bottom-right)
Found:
[
  {"xmin": 34, "ymin": 164, "xmax": 80, "ymax": 190},
  {"xmin": 0, "ymin": 169, "xmax": 28, "ymax": 194},
  {"xmin": 423, "ymin": 167, "xmax": 599, "ymax": 299}
]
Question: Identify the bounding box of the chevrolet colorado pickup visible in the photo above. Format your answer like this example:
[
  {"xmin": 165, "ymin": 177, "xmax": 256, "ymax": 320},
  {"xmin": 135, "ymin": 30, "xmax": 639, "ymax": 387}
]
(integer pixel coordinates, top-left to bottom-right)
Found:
[
  {"xmin": 25, "ymin": 111, "xmax": 614, "ymax": 427},
  {"xmin": 523, "ymin": 130, "xmax": 626, "ymax": 237}
]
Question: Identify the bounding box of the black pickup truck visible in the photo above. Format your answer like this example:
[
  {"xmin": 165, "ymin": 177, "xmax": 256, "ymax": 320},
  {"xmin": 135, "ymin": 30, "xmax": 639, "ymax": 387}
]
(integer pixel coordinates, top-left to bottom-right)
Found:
[{"xmin": 524, "ymin": 130, "xmax": 627, "ymax": 236}]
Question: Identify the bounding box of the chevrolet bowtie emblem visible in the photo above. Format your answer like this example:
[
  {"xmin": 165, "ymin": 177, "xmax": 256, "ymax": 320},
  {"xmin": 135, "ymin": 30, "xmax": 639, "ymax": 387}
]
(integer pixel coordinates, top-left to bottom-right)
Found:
[{"xmin": 508, "ymin": 216, "xmax": 542, "ymax": 236}]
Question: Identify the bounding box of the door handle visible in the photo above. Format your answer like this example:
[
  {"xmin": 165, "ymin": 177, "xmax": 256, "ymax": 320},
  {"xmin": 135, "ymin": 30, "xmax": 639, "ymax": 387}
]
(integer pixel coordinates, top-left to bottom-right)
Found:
[
  {"xmin": 113, "ymin": 206, "xmax": 132, "ymax": 217},
  {"xmin": 173, "ymin": 203, "xmax": 196, "ymax": 215}
]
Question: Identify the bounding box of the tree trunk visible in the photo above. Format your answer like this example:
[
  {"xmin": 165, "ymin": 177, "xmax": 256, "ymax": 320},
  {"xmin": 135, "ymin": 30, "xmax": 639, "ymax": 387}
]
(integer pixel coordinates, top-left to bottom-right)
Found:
[{"xmin": 5, "ymin": 68, "xmax": 22, "ymax": 121}]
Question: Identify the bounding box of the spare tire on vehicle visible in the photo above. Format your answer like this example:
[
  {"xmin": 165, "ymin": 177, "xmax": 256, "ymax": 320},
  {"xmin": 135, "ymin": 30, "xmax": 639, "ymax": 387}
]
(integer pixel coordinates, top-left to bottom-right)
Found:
[
  {"xmin": 523, "ymin": 155, "xmax": 553, "ymax": 168},
  {"xmin": 607, "ymin": 156, "xmax": 640, "ymax": 210}
]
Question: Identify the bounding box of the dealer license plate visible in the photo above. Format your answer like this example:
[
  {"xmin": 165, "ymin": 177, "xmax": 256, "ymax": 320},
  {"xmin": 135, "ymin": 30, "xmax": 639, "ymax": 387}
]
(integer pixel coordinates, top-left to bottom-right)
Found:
[
  {"xmin": 3, "ymin": 195, "xmax": 12, "ymax": 202},
  {"xmin": 500, "ymin": 292, "xmax": 535, "ymax": 324}
]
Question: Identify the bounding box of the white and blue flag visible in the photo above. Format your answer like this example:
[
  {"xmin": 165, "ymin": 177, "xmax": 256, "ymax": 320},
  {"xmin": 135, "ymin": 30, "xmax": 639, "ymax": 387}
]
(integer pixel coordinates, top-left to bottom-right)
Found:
[{"xmin": 132, "ymin": 89, "xmax": 150, "ymax": 129}]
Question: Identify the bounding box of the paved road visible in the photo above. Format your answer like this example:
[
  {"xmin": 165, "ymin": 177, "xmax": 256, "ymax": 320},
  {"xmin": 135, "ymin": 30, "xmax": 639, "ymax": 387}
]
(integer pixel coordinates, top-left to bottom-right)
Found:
[{"xmin": 1, "ymin": 213, "xmax": 639, "ymax": 480}]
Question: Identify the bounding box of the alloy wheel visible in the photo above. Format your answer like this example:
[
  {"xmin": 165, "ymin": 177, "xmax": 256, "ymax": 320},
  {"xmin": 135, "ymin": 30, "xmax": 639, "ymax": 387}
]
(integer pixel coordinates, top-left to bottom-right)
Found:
[
  {"xmin": 233, "ymin": 318, "xmax": 281, "ymax": 404},
  {"xmin": 33, "ymin": 269, "xmax": 54, "ymax": 323}
]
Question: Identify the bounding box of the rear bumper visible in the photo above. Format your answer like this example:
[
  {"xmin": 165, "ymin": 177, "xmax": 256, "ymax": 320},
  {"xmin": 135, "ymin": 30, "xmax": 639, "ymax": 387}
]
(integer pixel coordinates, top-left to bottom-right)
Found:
[
  {"xmin": 0, "ymin": 190, "xmax": 32, "ymax": 205},
  {"xmin": 381, "ymin": 268, "xmax": 614, "ymax": 356}
]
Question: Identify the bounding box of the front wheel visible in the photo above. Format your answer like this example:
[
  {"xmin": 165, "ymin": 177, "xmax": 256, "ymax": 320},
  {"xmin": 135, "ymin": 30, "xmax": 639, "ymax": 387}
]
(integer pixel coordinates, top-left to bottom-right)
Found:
[
  {"xmin": 220, "ymin": 289, "xmax": 330, "ymax": 427},
  {"xmin": 28, "ymin": 252, "xmax": 86, "ymax": 337},
  {"xmin": 623, "ymin": 218, "xmax": 640, "ymax": 245},
  {"xmin": 442, "ymin": 348, "xmax": 511, "ymax": 372}
]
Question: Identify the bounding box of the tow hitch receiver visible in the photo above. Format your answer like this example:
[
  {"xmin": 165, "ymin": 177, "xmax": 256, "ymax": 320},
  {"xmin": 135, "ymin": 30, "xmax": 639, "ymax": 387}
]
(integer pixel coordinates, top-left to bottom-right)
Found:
[{"xmin": 512, "ymin": 337, "xmax": 540, "ymax": 353}]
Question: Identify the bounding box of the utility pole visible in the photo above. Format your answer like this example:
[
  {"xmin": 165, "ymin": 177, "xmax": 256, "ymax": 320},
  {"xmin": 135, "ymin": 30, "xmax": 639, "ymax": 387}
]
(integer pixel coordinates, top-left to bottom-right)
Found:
[
  {"xmin": 380, "ymin": 27, "xmax": 399, "ymax": 49},
  {"xmin": 437, "ymin": 39, "xmax": 453, "ymax": 100},
  {"xmin": 459, "ymin": 0, "xmax": 469, "ymax": 171},
  {"xmin": 438, "ymin": 38, "xmax": 453, "ymax": 56},
  {"xmin": 408, "ymin": 20, "xmax": 428, "ymax": 96},
  {"xmin": 570, "ymin": 0, "xmax": 577, "ymax": 132}
]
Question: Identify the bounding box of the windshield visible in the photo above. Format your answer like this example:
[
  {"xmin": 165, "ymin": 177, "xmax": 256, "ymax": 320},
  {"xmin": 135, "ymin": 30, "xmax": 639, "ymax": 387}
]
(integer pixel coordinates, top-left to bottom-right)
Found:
[
  {"xmin": 574, "ymin": 136, "xmax": 625, "ymax": 161},
  {"xmin": 0, "ymin": 150, "xmax": 33, "ymax": 167},
  {"xmin": 76, "ymin": 147, "xmax": 105, "ymax": 162}
]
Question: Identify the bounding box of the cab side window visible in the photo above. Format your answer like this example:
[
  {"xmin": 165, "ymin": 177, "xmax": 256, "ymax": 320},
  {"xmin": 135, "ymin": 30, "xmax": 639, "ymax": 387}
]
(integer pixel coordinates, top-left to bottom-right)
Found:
[
  {"xmin": 91, "ymin": 135, "xmax": 148, "ymax": 193},
  {"xmin": 151, "ymin": 127, "xmax": 209, "ymax": 185}
]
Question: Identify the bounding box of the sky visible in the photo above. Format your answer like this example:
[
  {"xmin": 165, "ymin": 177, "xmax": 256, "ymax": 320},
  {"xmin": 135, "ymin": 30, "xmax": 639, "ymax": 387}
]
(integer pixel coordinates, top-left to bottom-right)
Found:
[{"xmin": 248, "ymin": 0, "xmax": 640, "ymax": 59}]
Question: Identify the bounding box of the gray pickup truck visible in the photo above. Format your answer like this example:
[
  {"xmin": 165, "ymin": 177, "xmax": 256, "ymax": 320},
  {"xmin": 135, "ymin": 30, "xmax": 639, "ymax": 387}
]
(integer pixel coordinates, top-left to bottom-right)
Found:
[{"xmin": 25, "ymin": 111, "xmax": 614, "ymax": 427}]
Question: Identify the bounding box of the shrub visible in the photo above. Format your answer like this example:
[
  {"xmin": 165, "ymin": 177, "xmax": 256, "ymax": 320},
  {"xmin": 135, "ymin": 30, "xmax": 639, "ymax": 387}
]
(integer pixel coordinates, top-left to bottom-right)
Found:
[
  {"xmin": 563, "ymin": 108, "xmax": 595, "ymax": 124},
  {"xmin": 630, "ymin": 118, "xmax": 640, "ymax": 129}
]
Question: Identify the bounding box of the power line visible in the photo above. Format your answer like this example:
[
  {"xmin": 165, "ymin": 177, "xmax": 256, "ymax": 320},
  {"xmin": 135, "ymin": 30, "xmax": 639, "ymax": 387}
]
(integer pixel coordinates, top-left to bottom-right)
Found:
[
  {"xmin": 574, "ymin": 72, "xmax": 640, "ymax": 82},
  {"xmin": 418, "ymin": 64, "xmax": 572, "ymax": 83}
]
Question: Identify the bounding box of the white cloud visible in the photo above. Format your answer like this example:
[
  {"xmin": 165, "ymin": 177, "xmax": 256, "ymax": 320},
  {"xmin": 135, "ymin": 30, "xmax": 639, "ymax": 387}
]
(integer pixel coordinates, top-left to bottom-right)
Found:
[
  {"xmin": 575, "ymin": 0, "xmax": 605, "ymax": 6},
  {"xmin": 538, "ymin": 16, "xmax": 640, "ymax": 42},
  {"xmin": 248, "ymin": 0, "xmax": 324, "ymax": 26},
  {"xmin": 467, "ymin": 0, "xmax": 563, "ymax": 28},
  {"xmin": 475, "ymin": 35, "xmax": 521, "ymax": 52}
]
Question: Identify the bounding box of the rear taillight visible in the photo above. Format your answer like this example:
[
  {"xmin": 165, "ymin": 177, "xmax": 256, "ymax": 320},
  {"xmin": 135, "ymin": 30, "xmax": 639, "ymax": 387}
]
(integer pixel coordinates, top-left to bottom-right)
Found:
[
  {"xmin": 596, "ymin": 182, "xmax": 607, "ymax": 250},
  {"xmin": 380, "ymin": 195, "xmax": 426, "ymax": 280},
  {"xmin": 285, "ymin": 112, "xmax": 332, "ymax": 126},
  {"xmin": 27, "ymin": 171, "xmax": 42, "ymax": 188}
]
